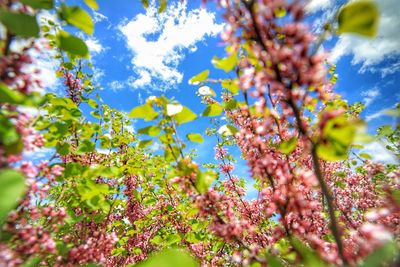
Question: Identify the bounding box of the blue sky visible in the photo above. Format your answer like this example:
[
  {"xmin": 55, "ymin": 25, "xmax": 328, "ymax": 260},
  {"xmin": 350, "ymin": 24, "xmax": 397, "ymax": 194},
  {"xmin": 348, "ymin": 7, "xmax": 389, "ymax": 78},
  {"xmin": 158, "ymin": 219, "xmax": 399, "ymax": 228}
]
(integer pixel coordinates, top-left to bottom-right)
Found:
[{"xmin": 30, "ymin": 0, "xmax": 399, "ymax": 197}]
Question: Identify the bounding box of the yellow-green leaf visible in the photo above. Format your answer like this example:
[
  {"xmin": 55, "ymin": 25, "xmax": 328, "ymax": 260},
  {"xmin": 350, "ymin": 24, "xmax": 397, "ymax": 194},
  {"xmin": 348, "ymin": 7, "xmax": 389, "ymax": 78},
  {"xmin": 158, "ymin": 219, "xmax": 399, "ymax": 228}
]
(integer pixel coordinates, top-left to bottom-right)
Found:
[
  {"xmin": 337, "ymin": 1, "xmax": 379, "ymax": 37},
  {"xmin": 60, "ymin": 5, "xmax": 94, "ymax": 35},
  {"xmin": 0, "ymin": 11, "xmax": 39, "ymax": 37},
  {"xmin": 202, "ymin": 103, "xmax": 223, "ymax": 117},
  {"xmin": 129, "ymin": 104, "xmax": 158, "ymax": 121},
  {"xmin": 196, "ymin": 170, "xmax": 218, "ymax": 194},
  {"xmin": 211, "ymin": 52, "xmax": 238, "ymax": 72},
  {"xmin": 278, "ymin": 137, "xmax": 297, "ymax": 154},
  {"xmin": 84, "ymin": 0, "xmax": 99, "ymax": 10},
  {"xmin": 173, "ymin": 106, "xmax": 197, "ymax": 124},
  {"xmin": 187, "ymin": 133, "xmax": 203, "ymax": 143},
  {"xmin": 0, "ymin": 169, "xmax": 26, "ymax": 223},
  {"xmin": 138, "ymin": 126, "xmax": 161, "ymax": 137},
  {"xmin": 189, "ymin": 70, "xmax": 209, "ymax": 85},
  {"xmin": 132, "ymin": 248, "xmax": 198, "ymax": 267},
  {"xmin": 56, "ymin": 31, "xmax": 89, "ymax": 57}
]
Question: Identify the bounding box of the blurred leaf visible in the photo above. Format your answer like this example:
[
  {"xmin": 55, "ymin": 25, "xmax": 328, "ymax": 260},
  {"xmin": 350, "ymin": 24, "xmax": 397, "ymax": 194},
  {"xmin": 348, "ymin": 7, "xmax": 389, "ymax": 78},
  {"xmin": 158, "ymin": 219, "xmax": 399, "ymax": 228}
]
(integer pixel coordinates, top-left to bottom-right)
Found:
[
  {"xmin": 77, "ymin": 140, "xmax": 95, "ymax": 154},
  {"xmin": 0, "ymin": 11, "xmax": 39, "ymax": 37},
  {"xmin": 131, "ymin": 248, "xmax": 198, "ymax": 267},
  {"xmin": 138, "ymin": 139, "xmax": 153, "ymax": 148},
  {"xmin": 158, "ymin": 0, "xmax": 167, "ymax": 13},
  {"xmin": 84, "ymin": 0, "xmax": 99, "ymax": 10},
  {"xmin": 60, "ymin": 5, "xmax": 94, "ymax": 35},
  {"xmin": 359, "ymin": 242, "xmax": 398, "ymax": 267},
  {"xmin": 189, "ymin": 70, "xmax": 209, "ymax": 85},
  {"xmin": 0, "ymin": 83, "xmax": 25, "ymax": 104},
  {"xmin": 141, "ymin": 0, "xmax": 149, "ymax": 8},
  {"xmin": 173, "ymin": 106, "xmax": 197, "ymax": 124},
  {"xmin": 20, "ymin": 0, "xmax": 53, "ymax": 9},
  {"xmin": 202, "ymin": 103, "xmax": 223, "ymax": 117},
  {"xmin": 196, "ymin": 170, "xmax": 217, "ymax": 194},
  {"xmin": 317, "ymin": 115, "xmax": 356, "ymax": 161},
  {"xmin": 218, "ymin": 125, "xmax": 238, "ymax": 136},
  {"xmin": 57, "ymin": 31, "xmax": 89, "ymax": 57},
  {"xmin": 129, "ymin": 104, "xmax": 158, "ymax": 121},
  {"xmin": 278, "ymin": 137, "xmax": 297, "ymax": 154},
  {"xmin": 212, "ymin": 53, "xmax": 238, "ymax": 72},
  {"xmin": 221, "ymin": 79, "xmax": 239, "ymax": 95},
  {"xmin": 138, "ymin": 126, "xmax": 161, "ymax": 137},
  {"xmin": 0, "ymin": 169, "xmax": 26, "ymax": 223},
  {"xmin": 338, "ymin": 1, "xmax": 379, "ymax": 37},
  {"xmin": 187, "ymin": 133, "xmax": 203, "ymax": 143}
]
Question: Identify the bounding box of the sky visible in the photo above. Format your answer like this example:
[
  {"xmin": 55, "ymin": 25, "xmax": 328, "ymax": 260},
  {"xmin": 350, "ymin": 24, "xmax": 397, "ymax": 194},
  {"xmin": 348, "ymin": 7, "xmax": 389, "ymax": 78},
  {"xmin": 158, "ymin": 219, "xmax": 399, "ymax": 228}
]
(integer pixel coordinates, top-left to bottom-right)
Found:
[{"xmin": 31, "ymin": 0, "xmax": 400, "ymax": 197}]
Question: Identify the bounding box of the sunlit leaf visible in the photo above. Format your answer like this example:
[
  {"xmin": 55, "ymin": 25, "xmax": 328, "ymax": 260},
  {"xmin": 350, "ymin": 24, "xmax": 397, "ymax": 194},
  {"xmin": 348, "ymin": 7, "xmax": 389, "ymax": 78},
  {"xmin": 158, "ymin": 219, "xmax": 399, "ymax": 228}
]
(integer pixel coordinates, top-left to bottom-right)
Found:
[
  {"xmin": 0, "ymin": 169, "xmax": 26, "ymax": 223},
  {"xmin": 202, "ymin": 103, "xmax": 223, "ymax": 117},
  {"xmin": 84, "ymin": 0, "xmax": 99, "ymax": 10},
  {"xmin": 187, "ymin": 133, "xmax": 203, "ymax": 143},
  {"xmin": 278, "ymin": 137, "xmax": 297, "ymax": 154},
  {"xmin": 138, "ymin": 126, "xmax": 161, "ymax": 137},
  {"xmin": 173, "ymin": 106, "xmax": 197, "ymax": 124},
  {"xmin": 218, "ymin": 125, "xmax": 238, "ymax": 136},
  {"xmin": 337, "ymin": 1, "xmax": 379, "ymax": 37},
  {"xmin": 138, "ymin": 139, "xmax": 153, "ymax": 148},
  {"xmin": 131, "ymin": 248, "xmax": 198, "ymax": 267},
  {"xmin": 60, "ymin": 5, "xmax": 94, "ymax": 35},
  {"xmin": 196, "ymin": 170, "xmax": 217, "ymax": 194},
  {"xmin": 0, "ymin": 11, "xmax": 39, "ymax": 37},
  {"xmin": 20, "ymin": 0, "xmax": 54, "ymax": 9},
  {"xmin": 129, "ymin": 104, "xmax": 158, "ymax": 121},
  {"xmin": 211, "ymin": 52, "xmax": 238, "ymax": 72},
  {"xmin": 189, "ymin": 70, "xmax": 209, "ymax": 85},
  {"xmin": 56, "ymin": 31, "xmax": 89, "ymax": 57}
]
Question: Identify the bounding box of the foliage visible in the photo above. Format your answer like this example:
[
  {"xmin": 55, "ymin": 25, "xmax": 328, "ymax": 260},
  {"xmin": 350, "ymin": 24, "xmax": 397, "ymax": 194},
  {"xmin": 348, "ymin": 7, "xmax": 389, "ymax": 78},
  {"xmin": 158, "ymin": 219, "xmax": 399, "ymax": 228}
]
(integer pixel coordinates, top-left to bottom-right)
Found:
[{"xmin": 0, "ymin": 0, "xmax": 399, "ymax": 267}]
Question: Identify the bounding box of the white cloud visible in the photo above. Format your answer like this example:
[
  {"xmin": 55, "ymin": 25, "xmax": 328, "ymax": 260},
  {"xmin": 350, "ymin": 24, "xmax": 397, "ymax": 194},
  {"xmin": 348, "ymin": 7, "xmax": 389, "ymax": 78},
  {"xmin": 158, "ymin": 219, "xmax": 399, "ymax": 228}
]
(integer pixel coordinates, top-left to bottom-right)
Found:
[
  {"xmin": 362, "ymin": 141, "xmax": 397, "ymax": 164},
  {"xmin": 86, "ymin": 38, "xmax": 105, "ymax": 54},
  {"xmin": 93, "ymin": 11, "xmax": 108, "ymax": 23},
  {"xmin": 330, "ymin": 0, "xmax": 400, "ymax": 74},
  {"xmin": 305, "ymin": 0, "xmax": 333, "ymax": 13},
  {"xmin": 108, "ymin": 80, "xmax": 126, "ymax": 91},
  {"xmin": 361, "ymin": 87, "xmax": 380, "ymax": 107},
  {"xmin": 118, "ymin": 0, "xmax": 223, "ymax": 90},
  {"xmin": 365, "ymin": 108, "xmax": 388, "ymax": 122}
]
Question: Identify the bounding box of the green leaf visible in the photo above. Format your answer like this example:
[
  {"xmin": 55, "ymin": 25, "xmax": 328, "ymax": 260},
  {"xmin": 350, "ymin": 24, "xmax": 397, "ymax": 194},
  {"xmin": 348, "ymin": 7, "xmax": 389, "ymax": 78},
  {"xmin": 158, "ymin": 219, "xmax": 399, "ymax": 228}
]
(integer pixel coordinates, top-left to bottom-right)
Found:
[
  {"xmin": 196, "ymin": 170, "xmax": 217, "ymax": 194},
  {"xmin": 338, "ymin": 1, "xmax": 379, "ymax": 37},
  {"xmin": 359, "ymin": 242, "xmax": 398, "ymax": 267},
  {"xmin": 0, "ymin": 83, "xmax": 25, "ymax": 104},
  {"xmin": 60, "ymin": 5, "xmax": 94, "ymax": 35},
  {"xmin": 138, "ymin": 126, "xmax": 161, "ymax": 137},
  {"xmin": 317, "ymin": 115, "xmax": 356, "ymax": 161},
  {"xmin": 84, "ymin": 0, "xmax": 99, "ymax": 10},
  {"xmin": 138, "ymin": 139, "xmax": 153, "ymax": 148},
  {"xmin": 0, "ymin": 169, "xmax": 26, "ymax": 223},
  {"xmin": 132, "ymin": 248, "xmax": 198, "ymax": 267},
  {"xmin": 278, "ymin": 137, "xmax": 297, "ymax": 154},
  {"xmin": 141, "ymin": 0, "xmax": 149, "ymax": 8},
  {"xmin": 56, "ymin": 142, "xmax": 71, "ymax": 156},
  {"xmin": 187, "ymin": 133, "xmax": 203, "ymax": 143},
  {"xmin": 189, "ymin": 70, "xmax": 209, "ymax": 85},
  {"xmin": 173, "ymin": 106, "xmax": 197, "ymax": 124},
  {"xmin": 211, "ymin": 52, "xmax": 238, "ymax": 72},
  {"xmin": 76, "ymin": 140, "xmax": 95, "ymax": 154},
  {"xmin": 218, "ymin": 125, "xmax": 238, "ymax": 136},
  {"xmin": 129, "ymin": 104, "xmax": 158, "ymax": 121},
  {"xmin": 20, "ymin": 0, "xmax": 54, "ymax": 9},
  {"xmin": 359, "ymin": 153, "xmax": 372, "ymax": 159},
  {"xmin": 202, "ymin": 103, "xmax": 223, "ymax": 117},
  {"xmin": 57, "ymin": 31, "xmax": 89, "ymax": 57},
  {"xmin": 221, "ymin": 79, "xmax": 239, "ymax": 95},
  {"xmin": 158, "ymin": 0, "xmax": 167, "ymax": 13},
  {"xmin": 0, "ymin": 11, "xmax": 39, "ymax": 37}
]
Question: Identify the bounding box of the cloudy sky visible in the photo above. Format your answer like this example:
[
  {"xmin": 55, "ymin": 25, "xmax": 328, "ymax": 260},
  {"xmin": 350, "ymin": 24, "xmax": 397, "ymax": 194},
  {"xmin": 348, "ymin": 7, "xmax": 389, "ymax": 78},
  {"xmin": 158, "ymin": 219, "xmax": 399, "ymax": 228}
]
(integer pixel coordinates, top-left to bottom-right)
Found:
[{"xmin": 36, "ymin": 0, "xmax": 399, "ymax": 196}]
